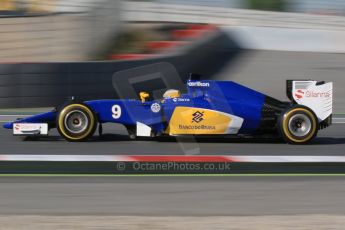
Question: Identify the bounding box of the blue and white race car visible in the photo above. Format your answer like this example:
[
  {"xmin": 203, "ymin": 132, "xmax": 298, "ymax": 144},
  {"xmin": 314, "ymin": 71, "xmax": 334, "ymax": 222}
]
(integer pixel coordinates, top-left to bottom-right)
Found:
[{"xmin": 3, "ymin": 77, "xmax": 333, "ymax": 144}]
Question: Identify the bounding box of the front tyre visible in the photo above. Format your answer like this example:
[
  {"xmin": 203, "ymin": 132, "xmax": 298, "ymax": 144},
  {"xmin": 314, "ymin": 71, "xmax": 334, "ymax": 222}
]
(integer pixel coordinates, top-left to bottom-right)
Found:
[
  {"xmin": 278, "ymin": 106, "xmax": 318, "ymax": 144},
  {"xmin": 57, "ymin": 103, "xmax": 97, "ymax": 142}
]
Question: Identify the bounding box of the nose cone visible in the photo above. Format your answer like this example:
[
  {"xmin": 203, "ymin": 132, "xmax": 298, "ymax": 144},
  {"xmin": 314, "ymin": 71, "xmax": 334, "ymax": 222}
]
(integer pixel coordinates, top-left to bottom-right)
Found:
[{"xmin": 3, "ymin": 122, "xmax": 13, "ymax": 129}]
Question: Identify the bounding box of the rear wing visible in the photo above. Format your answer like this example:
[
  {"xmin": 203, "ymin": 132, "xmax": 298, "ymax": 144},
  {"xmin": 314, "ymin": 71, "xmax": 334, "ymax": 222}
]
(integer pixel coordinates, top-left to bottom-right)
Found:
[{"xmin": 286, "ymin": 80, "xmax": 333, "ymax": 122}]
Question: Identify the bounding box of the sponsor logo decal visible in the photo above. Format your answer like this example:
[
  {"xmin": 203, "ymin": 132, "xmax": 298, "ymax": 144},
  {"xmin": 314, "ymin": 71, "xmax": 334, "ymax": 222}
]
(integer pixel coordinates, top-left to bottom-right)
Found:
[
  {"xmin": 167, "ymin": 107, "xmax": 232, "ymax": 135},
  {"xmin": 15, "ymin": 124, "xmax": 40, "ymax": 131},
  {"xmin": 151, "ymin": 103, "xmax": 161, "ymax": 113},
  {"xmin": 192, "ymin": 111, "xmax": 204, "ymax": 123},
  {"xmin": 175, "ymin": 110, "xmax": 216, "ymax": 130},
  {"xmin": 294, "ymin": 89, "xmax": 304, "ymax": 100},
  {"xmin": 295, "ymin": 89, "xmax": 330, "ymax": 100},
  {"xmin": 305, "ymin": 90, "xmax": 331, "ymax": 98},
  {"xmin": 173, "ymin": 98, "xmax": 190, "ymax": 102},
  {"xmin": 187, "ymin": 81, "xmax": 210, "ymax": 87},
  {"xmin": 178, "ymin": 124, "xmax": 215, "ymax": 130}
]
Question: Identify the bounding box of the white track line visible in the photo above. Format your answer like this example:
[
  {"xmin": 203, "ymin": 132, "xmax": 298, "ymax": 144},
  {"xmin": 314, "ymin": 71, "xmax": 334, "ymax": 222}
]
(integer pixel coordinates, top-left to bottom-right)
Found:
[
  {"xmin": 333, "ymin": 118, "xmax": 345, "ymax": 124},
  {"xmin": 0, "ymin": 155, "xmax": 345, "ymax": 162}
]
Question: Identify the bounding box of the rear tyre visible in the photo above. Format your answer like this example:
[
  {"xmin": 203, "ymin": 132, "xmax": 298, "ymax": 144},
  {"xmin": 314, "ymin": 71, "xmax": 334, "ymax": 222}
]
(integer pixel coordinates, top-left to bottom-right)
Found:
[
  {"xmin": 278, "ymin": 105, "xmax": 318, "ymax": 144},
  {"xmin": 57, "ymin": 103, "xmax": 97, "ymax": 142}
]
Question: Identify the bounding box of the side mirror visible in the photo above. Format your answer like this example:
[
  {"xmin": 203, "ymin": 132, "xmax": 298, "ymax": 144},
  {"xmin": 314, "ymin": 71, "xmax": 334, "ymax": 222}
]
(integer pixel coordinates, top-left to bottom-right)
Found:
[{"xmin": 139, "ymin": 92, "xmax": 150, "ymax": 103}]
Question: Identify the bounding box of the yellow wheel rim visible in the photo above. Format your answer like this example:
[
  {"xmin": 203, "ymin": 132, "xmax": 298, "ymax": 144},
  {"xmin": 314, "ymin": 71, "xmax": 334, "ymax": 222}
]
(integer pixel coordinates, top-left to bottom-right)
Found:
[
  {"xmin": 58, "ymin": 104, "xmax": 95, "ymax": 140},
  {"xmin": 282, "ymin": 108, "xmax": 317, "ymax": 143}
]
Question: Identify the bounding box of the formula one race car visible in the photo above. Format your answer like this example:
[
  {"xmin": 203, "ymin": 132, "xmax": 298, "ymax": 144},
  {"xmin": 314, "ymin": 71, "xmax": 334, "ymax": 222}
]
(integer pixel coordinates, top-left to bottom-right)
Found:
[{"xmin": 3, "ymin": 77, "xmax": 333, "ymax": 144}]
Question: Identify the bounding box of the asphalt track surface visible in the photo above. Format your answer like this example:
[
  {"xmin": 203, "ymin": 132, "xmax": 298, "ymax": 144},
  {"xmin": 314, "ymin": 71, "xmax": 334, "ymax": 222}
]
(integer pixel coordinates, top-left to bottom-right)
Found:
[
  {"xmin": 0, "ymin": 123, "xmax": 344, "ymax": 155},
  {"xmin": 0, "ymin": 176, "xmax": 345, "ymax": 215}
]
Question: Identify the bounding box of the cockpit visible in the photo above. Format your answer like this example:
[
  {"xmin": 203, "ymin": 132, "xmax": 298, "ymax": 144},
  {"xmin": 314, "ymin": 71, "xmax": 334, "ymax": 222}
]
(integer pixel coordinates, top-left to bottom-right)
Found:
[{"xmin": 139, "ymin": 89, "xmax": 181, "ymax": 103}]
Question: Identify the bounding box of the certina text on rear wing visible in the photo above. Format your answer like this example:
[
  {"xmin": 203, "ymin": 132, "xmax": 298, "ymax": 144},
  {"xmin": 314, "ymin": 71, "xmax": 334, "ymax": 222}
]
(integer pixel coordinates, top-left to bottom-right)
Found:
[{"xmin": 286, "ymin": 80, "xmax": 333, "ymax": 122}]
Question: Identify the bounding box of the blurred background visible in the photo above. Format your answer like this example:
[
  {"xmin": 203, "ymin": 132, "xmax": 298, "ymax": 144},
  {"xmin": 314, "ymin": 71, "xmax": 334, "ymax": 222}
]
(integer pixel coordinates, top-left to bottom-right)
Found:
[
  {"xmin": 0, "ymin": 0, "xmax": 344, "ymax": 111},
  {"xmin": 1, "ymin": 0, "xmax": 345, "ymax": 62}
]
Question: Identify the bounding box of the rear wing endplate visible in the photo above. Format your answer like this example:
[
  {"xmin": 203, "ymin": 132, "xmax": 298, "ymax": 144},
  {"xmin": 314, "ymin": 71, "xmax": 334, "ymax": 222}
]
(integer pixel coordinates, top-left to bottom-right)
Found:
[{"xmin": 286, "ymin": 80, "xmax": 333, "ymax": 122}]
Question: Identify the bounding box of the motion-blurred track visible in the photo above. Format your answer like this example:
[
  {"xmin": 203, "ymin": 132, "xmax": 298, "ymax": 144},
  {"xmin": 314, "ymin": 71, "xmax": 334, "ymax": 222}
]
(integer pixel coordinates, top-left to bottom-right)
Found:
[
  {"xmin": 0, "ymin": 176, "xmax": 345, "ymax": 215},
  {"xmin": 0, "ymin": 123, "xmax": 344, "ymax": 155}
]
